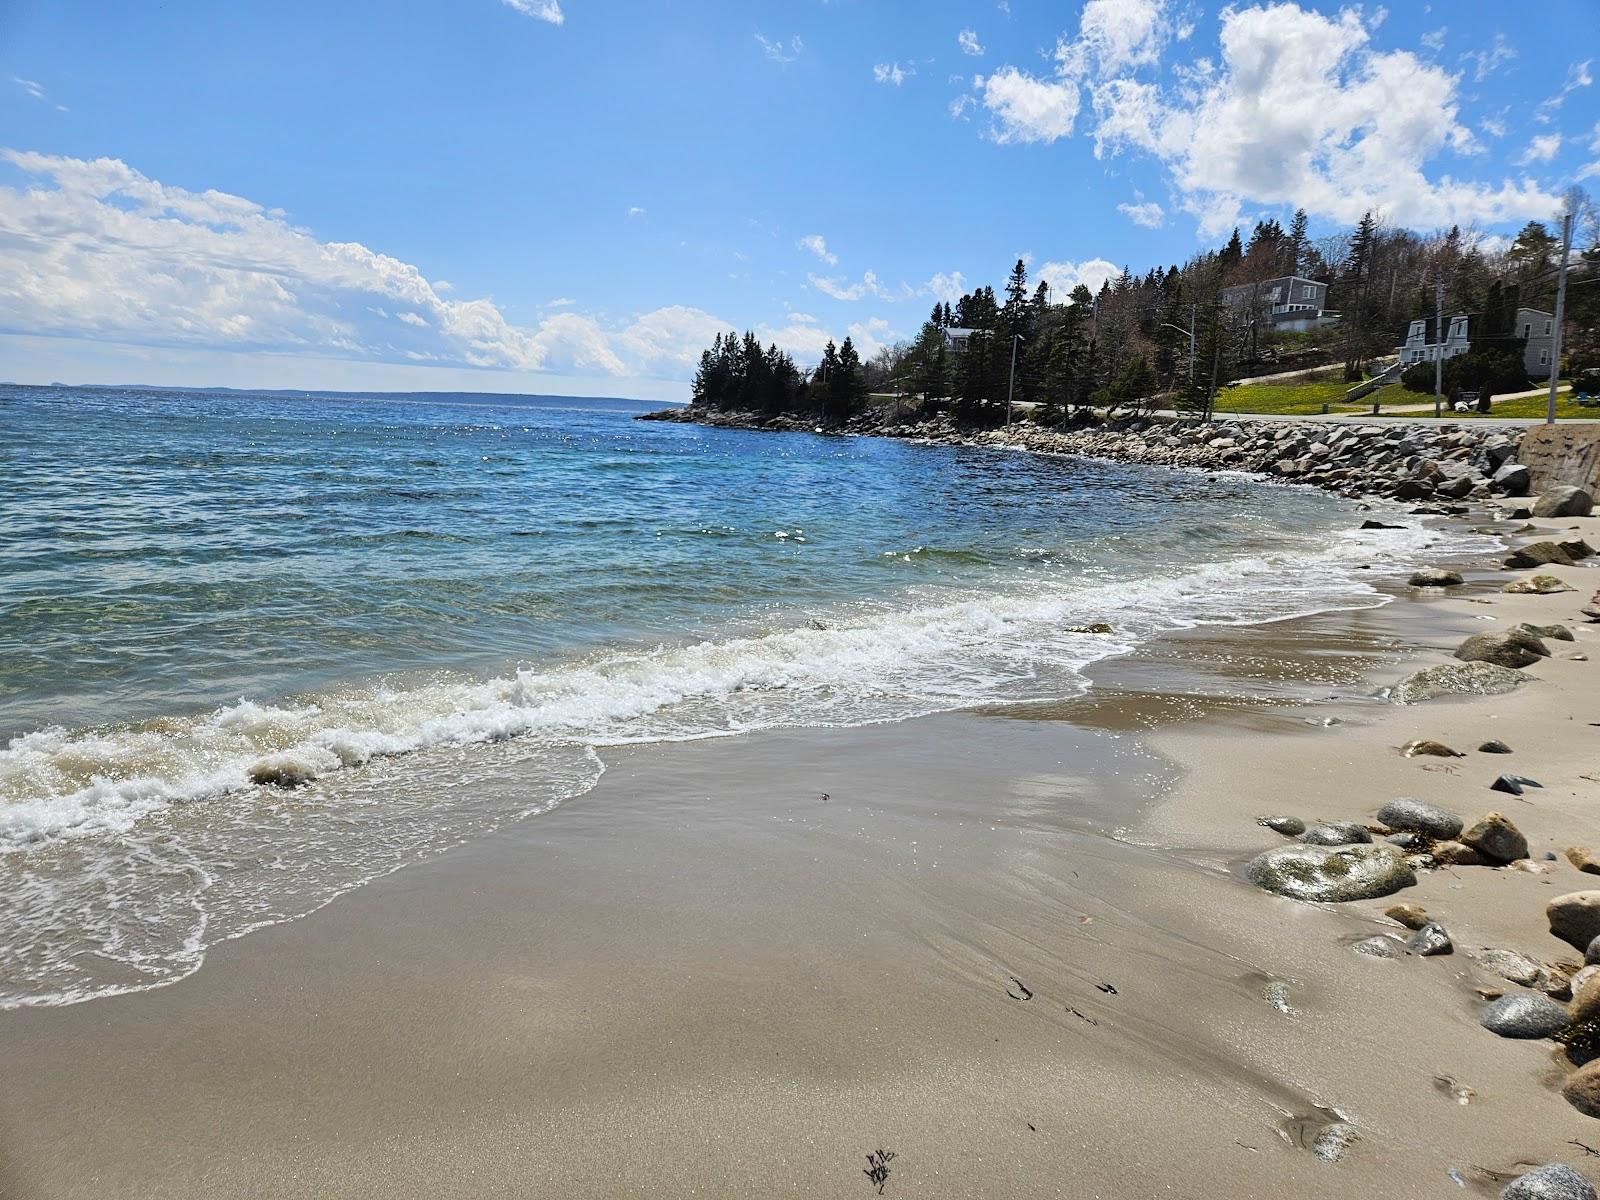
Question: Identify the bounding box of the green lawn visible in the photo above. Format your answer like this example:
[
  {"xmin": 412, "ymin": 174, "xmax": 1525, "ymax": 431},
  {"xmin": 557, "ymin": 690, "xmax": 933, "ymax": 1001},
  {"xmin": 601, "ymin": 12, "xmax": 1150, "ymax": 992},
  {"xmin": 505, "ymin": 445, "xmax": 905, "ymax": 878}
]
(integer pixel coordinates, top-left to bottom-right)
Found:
[{"xmin": 1212, "ymin": 371, "xmax": 1410, "ymax": 416}]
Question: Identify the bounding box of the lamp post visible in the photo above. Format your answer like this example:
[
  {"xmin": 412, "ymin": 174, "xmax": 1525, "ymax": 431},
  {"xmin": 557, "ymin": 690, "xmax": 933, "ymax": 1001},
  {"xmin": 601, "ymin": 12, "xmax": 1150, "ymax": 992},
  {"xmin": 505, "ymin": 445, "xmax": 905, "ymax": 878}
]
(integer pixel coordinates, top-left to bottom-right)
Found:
[
  {"xmin": 1159, "ymin": 302, "xmax": 1197, "ymax": 412},
  {"xmin": 1005, "ymin": 333, "xmax": 1025, "ymax": 426},
  {"xmin": 1548, "ymin": 209, "xmax": 1574, "ymax": 426}
]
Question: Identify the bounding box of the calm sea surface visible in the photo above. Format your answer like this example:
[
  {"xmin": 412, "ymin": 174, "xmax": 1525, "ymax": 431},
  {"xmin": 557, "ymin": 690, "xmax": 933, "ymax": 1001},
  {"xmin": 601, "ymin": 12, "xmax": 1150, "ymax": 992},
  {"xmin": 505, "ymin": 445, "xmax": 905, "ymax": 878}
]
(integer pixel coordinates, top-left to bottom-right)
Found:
[{"xmin": 1, "ymin": 384, "xmax": 1474, "ymax": 1005}]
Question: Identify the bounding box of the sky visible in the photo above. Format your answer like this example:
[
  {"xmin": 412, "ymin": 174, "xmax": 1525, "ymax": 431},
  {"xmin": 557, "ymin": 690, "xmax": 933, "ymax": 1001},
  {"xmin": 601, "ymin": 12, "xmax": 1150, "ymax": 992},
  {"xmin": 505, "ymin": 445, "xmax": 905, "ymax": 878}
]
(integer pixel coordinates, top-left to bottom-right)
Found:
[{"xmin": 1, "ymin": 0, "xmax": 1596, "ymax": 401}]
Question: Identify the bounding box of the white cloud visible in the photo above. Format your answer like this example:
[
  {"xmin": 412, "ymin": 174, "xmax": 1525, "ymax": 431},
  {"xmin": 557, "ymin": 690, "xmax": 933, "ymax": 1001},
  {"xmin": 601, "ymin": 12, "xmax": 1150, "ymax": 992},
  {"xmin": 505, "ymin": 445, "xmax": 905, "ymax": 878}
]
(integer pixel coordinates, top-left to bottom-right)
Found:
[
  {"xmin": 798, "ymin": 234, "xmax": 838, "ymax": 265},
  {"xmin": 1058, "ymin": 0, "xmax": 1171, "ymax": 77},
  {"xmin": 547, "ymin": 297, "xmax": 575, "ymax": 307},
  {"xmin": 11, "ymin": 77, "xmax": 45, "ymax": 100},
  {"xmin": 1420, "ymin": 27, "xmax": 1446, "ymax": 53},
  {"xmin": 1086, "ymin": 4, "xmax": 1558, "ymax": 233},
  {"xmin": 807, "ymin": 270, "xmax": 899, "ymax": 301},
  {"xmin": 1517, "ymin": 133, "xmax": 1562, "ymax": 165},
  {"xmin": 873, "ymin": 62, "xmax": 912, "ymax": 86},
  {"xmin": 1037, "ymin": 257, "xmax": 1119, "ymax": 296},
  {"xmin": 1480, "ymin": 113, "xmax": 1508, "ymax": 139},
  {"xmin": 627, "ymin": 205, "xmax": 645, "ymax": 217},
  {"xmin": 501, "ymin": 0, "xmax": 564, "ymax": 26},
  {"xmin": 1117, "ymin": 200, "xmax": 1166, "ymax": 228},
  {"xmin": 1535, "ymin": 58, "xmax": 1594, "ymax": 124},
  {"xmin": 1463, "ymin": 32, "xmax": 1514, "ymax": 82},
  {"xmin": 976, "ymin": 69, "xmax": 1080, "ymax": 144},
  {"xmin": 921, "ymin": 271, "xmax": 967, "ymax": 304},
  {"xmin": 756, "ymin": 33, "xmax": 804, "ymax": 64},
  {"xmin": 958, "ymin": 29, "xmax": 984, "ymax": 56},
  {"xmin": 846, "ymin": 317, "xmax": 898, "ymax": 357},
  {"xmin": 1592, "ymin": 121, "xmax": 1600, "ymax": 153},
  {"xmin": 949, "ymin": 94, "xmax": 976, "ymax": 121},
  {"xmin": 0, "ymin": 150, "xmax": 726, "ymax": 382}
]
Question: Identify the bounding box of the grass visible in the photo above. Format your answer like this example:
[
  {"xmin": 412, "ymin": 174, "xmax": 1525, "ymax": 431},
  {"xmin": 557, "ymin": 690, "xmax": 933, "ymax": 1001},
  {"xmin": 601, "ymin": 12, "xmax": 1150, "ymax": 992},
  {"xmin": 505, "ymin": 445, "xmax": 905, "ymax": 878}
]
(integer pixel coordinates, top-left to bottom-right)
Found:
[{"xmin": 1212, "ymin": 369, "xmax": 1410, "ymax": 416}]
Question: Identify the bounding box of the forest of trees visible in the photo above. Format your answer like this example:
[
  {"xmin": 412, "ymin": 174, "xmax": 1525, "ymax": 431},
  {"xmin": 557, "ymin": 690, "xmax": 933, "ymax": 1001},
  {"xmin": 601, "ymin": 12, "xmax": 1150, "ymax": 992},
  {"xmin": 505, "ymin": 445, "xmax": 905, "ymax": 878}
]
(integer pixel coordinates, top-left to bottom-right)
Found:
[{"xmin": 688, "ymin": 192, "xmax": 1599, "ymax": 428}]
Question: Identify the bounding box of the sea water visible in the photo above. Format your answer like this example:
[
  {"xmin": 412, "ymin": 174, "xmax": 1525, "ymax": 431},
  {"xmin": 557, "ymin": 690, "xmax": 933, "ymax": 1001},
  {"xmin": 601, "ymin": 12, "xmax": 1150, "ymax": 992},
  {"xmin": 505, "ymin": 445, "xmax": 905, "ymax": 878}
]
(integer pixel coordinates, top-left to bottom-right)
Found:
[{"xmin": 1, "ymin": 384, "xmax": 1476, "ymax": 1005}]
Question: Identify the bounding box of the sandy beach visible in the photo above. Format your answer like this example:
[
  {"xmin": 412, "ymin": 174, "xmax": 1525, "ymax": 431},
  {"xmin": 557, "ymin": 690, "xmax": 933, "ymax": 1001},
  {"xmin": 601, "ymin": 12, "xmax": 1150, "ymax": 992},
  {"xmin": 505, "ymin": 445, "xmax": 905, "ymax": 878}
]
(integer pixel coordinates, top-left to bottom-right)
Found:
[{"xmin": 2, "ymin": 507, "xmax": 1598, "ymax": 1199}]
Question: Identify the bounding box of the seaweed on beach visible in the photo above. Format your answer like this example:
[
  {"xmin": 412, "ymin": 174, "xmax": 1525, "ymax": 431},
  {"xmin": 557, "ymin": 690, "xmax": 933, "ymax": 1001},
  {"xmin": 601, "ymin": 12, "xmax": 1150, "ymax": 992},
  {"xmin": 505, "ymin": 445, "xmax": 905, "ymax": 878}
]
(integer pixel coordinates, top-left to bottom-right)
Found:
[{"xmin": 863, "ymin": 1149, "xmax": 896, "ymax": 1194}]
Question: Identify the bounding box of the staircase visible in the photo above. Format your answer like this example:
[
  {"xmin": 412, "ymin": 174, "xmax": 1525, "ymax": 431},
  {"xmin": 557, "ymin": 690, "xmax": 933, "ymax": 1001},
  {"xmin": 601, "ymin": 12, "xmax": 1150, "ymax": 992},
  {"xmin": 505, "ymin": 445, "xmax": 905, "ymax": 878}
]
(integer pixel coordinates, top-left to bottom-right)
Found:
[{"xmin": 1344, "ymin": 358, "xmax": 1405, "ymax": 404}]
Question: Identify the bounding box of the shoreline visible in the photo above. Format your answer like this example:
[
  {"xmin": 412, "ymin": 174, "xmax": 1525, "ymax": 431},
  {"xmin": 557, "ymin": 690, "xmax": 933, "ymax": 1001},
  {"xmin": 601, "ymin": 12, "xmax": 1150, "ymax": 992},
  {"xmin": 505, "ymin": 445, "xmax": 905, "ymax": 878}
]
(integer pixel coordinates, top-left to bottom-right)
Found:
[{"xmin": 4, "ymin": 498, "xmax": 1599, "ymax": 1196}]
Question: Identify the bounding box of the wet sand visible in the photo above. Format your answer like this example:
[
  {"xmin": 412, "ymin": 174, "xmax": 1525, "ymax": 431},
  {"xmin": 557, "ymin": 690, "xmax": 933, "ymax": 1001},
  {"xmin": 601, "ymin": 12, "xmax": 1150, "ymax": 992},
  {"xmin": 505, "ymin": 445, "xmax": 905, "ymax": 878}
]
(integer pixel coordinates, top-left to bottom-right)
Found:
[{"xmin": 2, "ymin": 513, "xmax": 1598, "ymax": 1198}]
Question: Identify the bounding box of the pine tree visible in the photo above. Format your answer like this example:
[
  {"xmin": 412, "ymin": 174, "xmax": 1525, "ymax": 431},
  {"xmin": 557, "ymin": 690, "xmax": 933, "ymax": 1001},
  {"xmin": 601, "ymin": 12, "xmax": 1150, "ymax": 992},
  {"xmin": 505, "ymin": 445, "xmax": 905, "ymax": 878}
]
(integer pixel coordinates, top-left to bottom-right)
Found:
[{"xmin": 1287, "ymin": 209, "xmax": 1310, "ymax": 276}]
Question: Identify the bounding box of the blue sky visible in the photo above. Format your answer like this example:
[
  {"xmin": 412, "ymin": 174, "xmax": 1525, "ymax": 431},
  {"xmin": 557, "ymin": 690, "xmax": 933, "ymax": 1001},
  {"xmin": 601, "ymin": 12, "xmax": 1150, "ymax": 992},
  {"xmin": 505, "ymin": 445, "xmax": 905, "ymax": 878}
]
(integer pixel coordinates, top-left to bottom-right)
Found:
[{"xmin": 1, "ymin": 0, "xmax": 1595, "ymax": 400}]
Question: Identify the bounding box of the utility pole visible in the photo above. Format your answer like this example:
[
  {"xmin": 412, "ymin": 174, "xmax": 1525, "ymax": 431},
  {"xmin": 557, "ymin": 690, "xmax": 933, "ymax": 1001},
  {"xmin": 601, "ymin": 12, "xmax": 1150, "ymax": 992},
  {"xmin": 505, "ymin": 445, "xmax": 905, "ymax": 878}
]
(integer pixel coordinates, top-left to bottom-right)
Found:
[
  {"xmin": 1433, "ymin": 279, "xmax": 1444, "ymax": 420},
  {"xmin": 1188, "ymin": 302, "xmax": 1197, "ymax": 409},
  {"xmin": 1547, "ymin": 209, "xmax": 1574, "ymax": 425},
  {"xmin": 1005, "ymin": 333, "xmax": 1024, "ymax": 426}
]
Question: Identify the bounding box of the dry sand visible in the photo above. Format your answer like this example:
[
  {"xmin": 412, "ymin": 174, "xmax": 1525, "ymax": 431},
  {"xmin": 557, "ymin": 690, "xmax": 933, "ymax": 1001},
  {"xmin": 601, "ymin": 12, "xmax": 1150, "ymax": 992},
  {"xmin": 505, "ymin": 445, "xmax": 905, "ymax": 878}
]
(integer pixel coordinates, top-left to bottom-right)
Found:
[{"xmin": 1, "ymin": 512, "xmax": 1598, "ymax": 1199}]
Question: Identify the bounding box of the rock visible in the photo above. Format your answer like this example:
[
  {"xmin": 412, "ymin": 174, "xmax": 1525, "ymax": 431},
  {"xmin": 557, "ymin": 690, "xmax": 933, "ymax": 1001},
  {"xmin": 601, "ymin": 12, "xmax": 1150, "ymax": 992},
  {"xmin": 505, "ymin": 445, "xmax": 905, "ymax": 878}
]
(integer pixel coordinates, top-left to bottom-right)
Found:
[
  {"xmin": 1259, "ymin": 815, "xmax": 1306, "ymax": 836},
  {"xmin": 1401, "ymin": 739, "xmax": 1464, "ymax": 758},
  {"xmin": 1569, "ymin": 848, "xmax": 1600, "ymax": 876},
  {"xmin": 1574, "ymin": 974, "xmax": 1600, "ymax": 1023},
  {"xmin": 1561, "ymin": 540, "xmax": 1597, "ymax": 561},
  {"xmin": 1246, "ymin": 842, "xmax": 1416, "ymax": 903},
  {"xmin": 1390, "ymin": 661, "xmax": 1529, "ymax": 704},
  {"xmin": 1437, "ymin": 474, "xmax": 1475, "ymax": 499},
  {"xmin": 1066, "ymin": 622, "xmax": 1115, "ymax": 634},
  {"xmin": 1534, "ymin": 486, "xmax": 1596, "ymax": 519},
  {"xmin": 1550, "ymin": 893, "xmax": 1600, "ymax": 950},
  {"xmin": 1388, "ymin": 830, "xmax": 1429, "ymax": 851},
  {"xmin": 1361, "ymin": 519, "xmax": 1406, "ymax": 530},
  {"xmin": 1518, "ymin": 622, "xmax": 1577, "ymax": 642},
  {"xmin": 1470, "ymin": 947, "xmax": 1545, "ymax": 987},
  {"xmin": 1432, "ymin": 839, "xmax": 1485, "ymax": 866},
  {"xmin": 1503, "ymin": 1163, "xmax": 1598, "ymax": 1199},
  {"xmin": 1480, "ymin": 992, "xmax": 1571, "ymax": 1038},
  {"xmin": 1454, "ymin": 629, "xmax": 1550, "ymax": 669},
  {"xmin": 1506, "ymin": 541, "xmax": 1576, "ymax": 569},
  {"xmin": 1587, "ymin": 592, "xmax": 1600, "ymax": 622},
  {"xmin": 1576, "ymin": 965, "xmax": 1600, "ymax": 996},
  {"xmin": 1377, "ymin": 797, "xmax": 1464, "ymax": 840},
  {"xmin": 1353, "ymin": 934, "xmax": 1404, "ymax": 958},
  {"xmin": 1492, "ymin": 773, "xmax": 1544, "ymax": 797},
  {"xmin": 1462, "ymin": 812, "xmax": 1529, "ymax": 863},
  {"xmin": 1394, "ymin": 479, "xmax": 1433, "ymax": 500},
  {"xmin": 1385, "ymin": 903, "xmax": 1431, "ymax": 930},
  {"xmin": 1479, "ymin": 739, "xmax": 1514, "ymax": 754},
  {"xmin": 1309, "ymin": 1121, "xmax": 1360, "ymax": 1163},
  {"xmin": 1297, "ymin": 821, "xmax": 1373, "ymax": 846},
  {"xmin": 1567, "ymin": 1066, "xmax": 1600, "ymax": 1126},
  {"xmin": 1504, "ymin": 575, "xmax": 1578, "ymax": 595},
  {"xmin": 1408, "ymin": 922, "xmax": 1454, "ymax": 956},
  {"xmin": 1409, "ymin": 568, "xmax": 1463, "ymax": 587},
  {"xmin": 1493, "ymin": 462, "xmax": 1533, "ymax": 496}
]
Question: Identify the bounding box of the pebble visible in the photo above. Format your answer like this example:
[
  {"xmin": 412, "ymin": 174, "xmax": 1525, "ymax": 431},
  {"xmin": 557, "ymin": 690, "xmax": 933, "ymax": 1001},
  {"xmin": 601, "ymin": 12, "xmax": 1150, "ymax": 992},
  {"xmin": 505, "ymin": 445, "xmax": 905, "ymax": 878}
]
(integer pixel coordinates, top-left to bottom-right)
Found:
[
  {"xmin": 1258, "ymin": 816, "xmax": 1305, "ymax": 837},
  {"xmin": 1408, "ymin": 923, "xmax": 1453, "ymax": 956},
  {"xmin": 1469, "ymin": 948, "xmax": 1545, "ymax": 987},
  {"xmin": 1401, "ymin": 738, "xmax": 1464, "ymax": 758},
  {"xmin": 1492, "ymin": 773, "xmax": 1544, "ymax": 797},
  {"xmin": 1479, "ymin": 993, "xmax": 1571, "ymax": 1039},
  {"xmin": 1353, "ymin": 935, "xmax": 1405, "ymax": 959},
  {"xmin": 1385, "ymin": 904, "xmax": 1431, "ymax": 930},
  {"xmin": 1432, "ymin": 839, "xmax": 1486, "ymax": 866},
  {"xmin": 1479, "ymin": 739, "xmax": 1514, "ymax": 754},
  {"xmin": 1569, "ymin": 849, "xmax": 1600, "ymax": 877}
]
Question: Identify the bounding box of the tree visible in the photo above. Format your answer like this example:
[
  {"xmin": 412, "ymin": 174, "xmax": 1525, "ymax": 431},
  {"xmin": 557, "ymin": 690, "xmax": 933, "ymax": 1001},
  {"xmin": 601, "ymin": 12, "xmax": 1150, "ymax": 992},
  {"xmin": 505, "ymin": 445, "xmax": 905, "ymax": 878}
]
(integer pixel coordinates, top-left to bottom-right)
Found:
[
  {"xmin": 1089, "ymin": 354, "xmax": 1156, "ymax": 416},
  {"xmin": 824, "ymin": 337, "xmax": 867, "ymax": 424},
  {"xmin": 1287, "ymin": 209, "xmax": 1310, "ymax": 276}
]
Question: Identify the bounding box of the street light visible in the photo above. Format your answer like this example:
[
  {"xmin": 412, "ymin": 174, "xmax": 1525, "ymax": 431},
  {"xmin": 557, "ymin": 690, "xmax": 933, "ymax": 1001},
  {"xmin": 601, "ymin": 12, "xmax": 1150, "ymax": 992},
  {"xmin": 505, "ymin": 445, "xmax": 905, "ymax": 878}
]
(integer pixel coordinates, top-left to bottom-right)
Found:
[{"xmin": 1005, "ymin": 333, "xmax": 1025, "ymax": 426}]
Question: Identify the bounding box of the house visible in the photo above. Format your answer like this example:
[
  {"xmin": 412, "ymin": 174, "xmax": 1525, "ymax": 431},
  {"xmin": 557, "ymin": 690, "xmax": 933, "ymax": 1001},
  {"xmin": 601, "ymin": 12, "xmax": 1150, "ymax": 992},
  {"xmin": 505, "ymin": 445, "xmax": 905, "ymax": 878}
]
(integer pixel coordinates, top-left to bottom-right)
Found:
[
  {"xmin": 1399, "ymin": 307, "xmax": 1555, "ymax": 380},
  {"xmin": 943, "ymin": 327, "xmax": 983, "ymax": 356},
  {"xmin": 1221, "ymin": 275, "xmax": 1338, "ymax": 332}
]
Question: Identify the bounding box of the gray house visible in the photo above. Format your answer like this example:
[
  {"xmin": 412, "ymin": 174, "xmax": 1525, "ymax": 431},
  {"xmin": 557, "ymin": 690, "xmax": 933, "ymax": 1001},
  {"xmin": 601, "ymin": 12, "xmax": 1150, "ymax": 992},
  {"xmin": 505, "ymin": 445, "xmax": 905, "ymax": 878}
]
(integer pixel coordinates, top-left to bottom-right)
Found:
[
  {"xmin": 1221, "ymin": 275, "xmax": 1337, "ymax": 332},
  {"xmin": 1399, "ymin": 306, "xmax": 1555, "ymax": 380}
]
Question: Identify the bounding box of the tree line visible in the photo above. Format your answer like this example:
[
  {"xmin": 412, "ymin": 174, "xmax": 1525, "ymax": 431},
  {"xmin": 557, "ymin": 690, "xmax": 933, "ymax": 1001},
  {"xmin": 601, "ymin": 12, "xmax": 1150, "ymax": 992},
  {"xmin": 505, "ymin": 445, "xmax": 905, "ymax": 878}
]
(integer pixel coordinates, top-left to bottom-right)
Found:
[{"xmin": 687, "ymin": 190, "xmax": 1599, "ymax": 427}]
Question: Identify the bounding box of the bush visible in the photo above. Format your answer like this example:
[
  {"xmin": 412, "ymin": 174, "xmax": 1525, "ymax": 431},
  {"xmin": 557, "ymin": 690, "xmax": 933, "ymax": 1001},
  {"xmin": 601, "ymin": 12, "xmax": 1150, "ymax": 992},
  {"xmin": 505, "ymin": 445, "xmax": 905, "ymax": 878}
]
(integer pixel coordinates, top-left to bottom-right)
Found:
[{"xmin": 1401, "ymin": 349, "xmax": 1528, "ymax": 398}]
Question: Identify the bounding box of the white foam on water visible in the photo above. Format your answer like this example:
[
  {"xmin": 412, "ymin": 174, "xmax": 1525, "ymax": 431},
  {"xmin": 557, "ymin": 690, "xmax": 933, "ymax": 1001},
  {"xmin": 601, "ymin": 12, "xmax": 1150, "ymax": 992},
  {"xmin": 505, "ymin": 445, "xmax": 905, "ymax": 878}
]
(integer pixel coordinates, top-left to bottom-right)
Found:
[{"xmin": 0, "ymin": 511, "xmax": 1489, "ymax": 1007}]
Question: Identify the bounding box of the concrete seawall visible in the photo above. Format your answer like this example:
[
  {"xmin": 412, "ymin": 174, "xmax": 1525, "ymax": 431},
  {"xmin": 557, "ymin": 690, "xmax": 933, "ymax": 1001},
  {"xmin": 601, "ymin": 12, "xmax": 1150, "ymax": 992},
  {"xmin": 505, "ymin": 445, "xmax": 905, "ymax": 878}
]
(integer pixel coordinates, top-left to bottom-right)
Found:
[{"xmin": 1520, "ymin": 424, "xmax": 1600, "ymax": 494}]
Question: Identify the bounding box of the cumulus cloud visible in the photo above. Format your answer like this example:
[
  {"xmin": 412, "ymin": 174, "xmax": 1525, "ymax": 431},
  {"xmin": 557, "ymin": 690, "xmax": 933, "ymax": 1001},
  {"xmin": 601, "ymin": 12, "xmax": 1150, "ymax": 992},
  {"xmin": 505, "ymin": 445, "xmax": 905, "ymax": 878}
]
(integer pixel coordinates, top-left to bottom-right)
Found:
[
  {"xmin": 1117, "ymin": 200, "xmax": 1165, "ymax": 228},
  {"xmin": 958, "ymin": 30, "xmax": 984, "ymax": 56},
  {"xmin": 1518, "ymin": 133, "xmax": 1562, "ymax": 165},
  {"xmin": 1058, "ymin": 0, "xmax": 1172, "ymax": 77},
  {"xmin": 1087, "ymin": 3, "xmax": 1558, "ymax": 233},
  {"xmin": 627, "ymin": 205, "xmax": 646, "ymax": 217},
  {"xmin": 502, "ymin": 0, "xmax": 564, "ymax": 26},
  {"xmin": 922, "ymin": 271, "xmax": 968, "ymax": 304},
  {"xmin": 798, "ymin": 234, "xmax": 837, "ymax": 265},
  {"xmin": 1037, "ymin": 257, "xmax": 1119, "ymax": 296},
  {"xmin": 807, "ymin": 270, "xmax": 899, "ymax": 301},
  {"xmin": 873, "ymin": 62, "xmax": 912, "ymax": 86},
  {"xmin": 0, "ymin": 150, "xmax": 723, "ymax": 381},
  {"xmin": 976, "ymin": 68, "xmax": 1080, "ymax": 143}
]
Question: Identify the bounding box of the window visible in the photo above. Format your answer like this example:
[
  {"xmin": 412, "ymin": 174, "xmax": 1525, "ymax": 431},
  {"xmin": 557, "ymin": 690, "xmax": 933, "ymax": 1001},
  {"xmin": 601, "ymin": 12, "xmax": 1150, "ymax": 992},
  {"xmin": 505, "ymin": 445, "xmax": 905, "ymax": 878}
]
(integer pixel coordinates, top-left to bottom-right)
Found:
[
  {"xmin": 1524, "ymin": 324, "xmax": 1532, "ymax": 338},
  {"xmin": 1540, "ymin": 350, "xmax": 1549, "ymax": 365},
  {"xmin": 1545, "ymin": 321, "xmax": 1552, "ymax": 336}
]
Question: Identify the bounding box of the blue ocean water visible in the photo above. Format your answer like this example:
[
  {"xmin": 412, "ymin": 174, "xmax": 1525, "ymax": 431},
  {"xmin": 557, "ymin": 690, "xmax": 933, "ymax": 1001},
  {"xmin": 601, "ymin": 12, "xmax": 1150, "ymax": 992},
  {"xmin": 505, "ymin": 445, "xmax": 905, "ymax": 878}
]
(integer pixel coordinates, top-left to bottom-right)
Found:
[{"xmin": 0, "ymin": 384, "xmax": 1468, "ymax": 1005}]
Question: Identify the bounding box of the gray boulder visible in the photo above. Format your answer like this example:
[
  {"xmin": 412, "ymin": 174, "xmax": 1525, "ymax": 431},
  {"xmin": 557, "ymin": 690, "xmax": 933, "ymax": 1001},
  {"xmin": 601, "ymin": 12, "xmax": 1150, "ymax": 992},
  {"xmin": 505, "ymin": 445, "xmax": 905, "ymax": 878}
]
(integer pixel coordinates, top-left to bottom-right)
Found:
[
  {"xmin": 1502, "ymin": 1164, "xmax": 1597, "ymax": 1200},
  {"xmin": 1258, "ymin": 815, "xmax": 1305, "ymax": 837},
  {"xmin": 1505, "ymin": 541, "xmax": 1576, "ymax": 569},
  {"xmin": 1390, "ymin": 661, "xmax": 1529, "ymax": 704},
  {"xmin": 1517, "ymin": 622, "xmax": 1576, "ymax": 642},
  {"xmin": 1470, "ymin": 947, "xmax": 1545, "ymax": 987},
  {"xmin": 1298, "ymin": 820, "xmax": 1373, "ymax": 846},
  {"xmin": 1454, "ymin": 629, "xmax": 1550, "ymax": 669},
  {"xmin": 1480, "ymin": 993, "xmax": 1571, "ymax": 1038},
  {"xmin": 1461, "ymin": 812, "xmax": 1530, "ymax": 863},
  {"xmin": 1377, "ymin": 798, "xmax": 1463, "ymax": 840},
  {"xmin": 1533, "ymin": 486, "xmax": 1595, "ymax": 519},
  {"xmin": 1408, "ymin": 922, "xmax": 1453, "ymax": 956},
  {"xmin": 1246, "ymin": 842, "xmax": 1416, "ymax": 903},
  {"xmin": 1493, "ymin": 462, "xmax": 1532, "ymax": 496},
  {"xmin": 1408, "ymin": 567, "xmax": 1464, "ymax": 587}
]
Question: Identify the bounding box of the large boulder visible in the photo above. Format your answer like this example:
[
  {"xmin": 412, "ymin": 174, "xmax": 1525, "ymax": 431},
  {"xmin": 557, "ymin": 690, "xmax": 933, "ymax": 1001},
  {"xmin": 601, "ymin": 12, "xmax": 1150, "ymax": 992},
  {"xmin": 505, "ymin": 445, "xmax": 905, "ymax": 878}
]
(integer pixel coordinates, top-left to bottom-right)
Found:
[
  {"xmin": 1462, "ymin": 812, "xmax": 1530, "ymax": 863},
  {"xmin": 1504, "ymin": 575, "xmax": 1578, "ymax": 595},
  {"xmin": 1534, "ymin": 486, "xmax": 1595, "ymax": 519},
  {"xmin": 1503, "ymin": 1163, "xmax": 1598, "ymax": 1199},
  {"xmin": 1453, "ymin": 629, "xmax": 1550, "ymax": 669},
  {"xmin": 1409, "ymin": 567, "xmax": 1463, "ymax": 587},
  {"xmin": 1245, "ymin": 842, "xmax": 1415, "ymax": 903},
  {"xmin": 1551, "ymin": 893, "xmax": 1600, "ymax": 951},
  {"xmin": 1506, "ymin": 541, "xmax": 1576, "ymax": 569},
  {"xmin": 1390, "ymin": 661, "xmax": 1529, "ymax": 704},
  {"xmin": 1377, "ymin": 798, "xmax": 1464, "ymax": 840},
  {"xmin": 1493, "ymin": 462, "xmax": 1533, "ymax": 496}
]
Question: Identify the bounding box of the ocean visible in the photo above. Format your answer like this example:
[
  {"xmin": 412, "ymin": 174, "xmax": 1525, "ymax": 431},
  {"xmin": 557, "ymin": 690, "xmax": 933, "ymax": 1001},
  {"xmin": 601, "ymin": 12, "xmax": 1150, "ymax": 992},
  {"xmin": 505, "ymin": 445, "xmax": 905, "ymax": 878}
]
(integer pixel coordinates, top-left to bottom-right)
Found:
[{"xmin": 1, "ymin": 384, "xmax": 1472, "ymax": 1006}]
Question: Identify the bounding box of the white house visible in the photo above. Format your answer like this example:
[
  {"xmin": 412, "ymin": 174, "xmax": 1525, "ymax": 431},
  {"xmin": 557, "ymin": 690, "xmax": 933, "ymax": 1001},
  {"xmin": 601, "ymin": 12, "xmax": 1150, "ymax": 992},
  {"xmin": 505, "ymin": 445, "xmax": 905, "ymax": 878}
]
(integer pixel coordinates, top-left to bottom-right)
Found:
[
  {"xmin": 1221, "ymin": 275, "xmax": 1338, "ymax": 333},
  {"xmin": 1399, "ymin": 307, "xmax": 1556, "ymax": 380}
]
